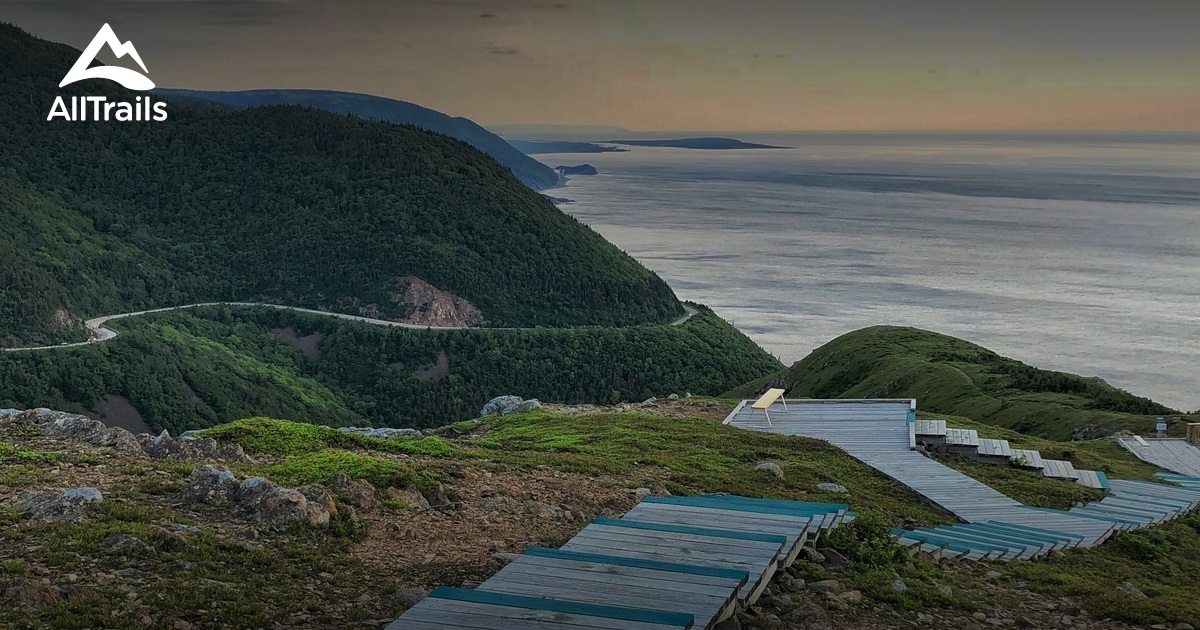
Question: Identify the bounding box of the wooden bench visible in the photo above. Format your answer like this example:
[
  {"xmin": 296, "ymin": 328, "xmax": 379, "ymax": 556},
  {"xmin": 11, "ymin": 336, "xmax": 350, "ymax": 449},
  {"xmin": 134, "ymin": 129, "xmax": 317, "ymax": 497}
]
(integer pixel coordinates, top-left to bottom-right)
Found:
[{"xmin": 748, "ymin": 389, "xmax": 788, "ymax": 426}]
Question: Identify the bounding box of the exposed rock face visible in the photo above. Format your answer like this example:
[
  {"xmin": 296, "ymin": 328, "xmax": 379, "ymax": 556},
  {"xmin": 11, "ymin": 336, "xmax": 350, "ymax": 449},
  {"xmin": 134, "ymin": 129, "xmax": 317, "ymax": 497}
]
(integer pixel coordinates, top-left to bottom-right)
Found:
[
  {"xmin": 391, "ymin": 276, "xmax": 483, "ymax": 327},
  {"xmin": 183, "ymin": 467, "xmax": 333, "ymax": 527},
  {"xmin": 480, "ymin": 396, "xmax": 543, "ymax": 416},
  {"xmin": 18, "ymin": 487, "xmax": 104, "ymax": 522},
  {"xmin": 338, "ymin": 427, "xmax": 423, "ymax": 439},
  {"xmin": 11, "ymin": 409, "xmax": 252, "ymax": 463},
  {"xmin": 330, "ymin": 472, "xmax": 378, "ymax": 509}
]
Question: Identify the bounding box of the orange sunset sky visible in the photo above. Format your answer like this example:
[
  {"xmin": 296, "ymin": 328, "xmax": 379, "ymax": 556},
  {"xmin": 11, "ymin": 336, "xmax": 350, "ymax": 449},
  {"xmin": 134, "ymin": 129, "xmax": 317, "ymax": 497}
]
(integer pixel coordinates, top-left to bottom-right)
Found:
[{"xmin": 6, "ymin": 0, "xmax": 1199, "ymax": 131}]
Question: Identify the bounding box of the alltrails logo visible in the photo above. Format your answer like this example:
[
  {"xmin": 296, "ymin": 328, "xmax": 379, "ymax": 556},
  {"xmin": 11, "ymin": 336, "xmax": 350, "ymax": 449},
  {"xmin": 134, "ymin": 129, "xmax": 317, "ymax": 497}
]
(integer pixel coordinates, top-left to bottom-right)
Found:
[{"xmin": 47, "ymin": 24, "xmax": 168, "ymax": 122}]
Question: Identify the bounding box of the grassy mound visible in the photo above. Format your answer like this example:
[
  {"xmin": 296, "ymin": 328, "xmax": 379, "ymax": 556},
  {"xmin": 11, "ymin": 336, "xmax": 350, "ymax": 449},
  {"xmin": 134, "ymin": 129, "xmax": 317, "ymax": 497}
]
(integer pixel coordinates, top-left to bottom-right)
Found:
[{"xmin": 729, "ymin": 326, "xmax": 1191, "ymax": 441}]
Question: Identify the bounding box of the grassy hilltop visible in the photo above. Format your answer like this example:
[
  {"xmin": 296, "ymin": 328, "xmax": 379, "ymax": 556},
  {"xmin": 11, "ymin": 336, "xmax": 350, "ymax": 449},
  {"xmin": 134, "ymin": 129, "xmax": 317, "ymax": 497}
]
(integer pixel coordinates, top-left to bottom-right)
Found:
[{"xmin": 729, "ymin": 326, "xmax": 1190, "ymax": 441}]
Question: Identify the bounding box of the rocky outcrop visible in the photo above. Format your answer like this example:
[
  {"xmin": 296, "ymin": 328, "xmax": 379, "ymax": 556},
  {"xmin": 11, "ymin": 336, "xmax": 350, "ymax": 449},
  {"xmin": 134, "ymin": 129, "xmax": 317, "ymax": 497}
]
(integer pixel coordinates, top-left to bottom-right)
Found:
[
  {"xmin": 9, "ymin": 409, "xmax": 252, "ymax": 463},
  {"xmin": 17, "ymin": 487, "xmax": 104, "ymax": 522},
  {"xmin": 182, "ymin": 466, "xmax": 334, "ymax": 527},
  {"xmin": 338, "ymin": 427, "xmax": 424, "ymax": 439},
  {"xmin": 480, "ymin": 396, "xmax": 542, "ymax": 416},
  {"xmin": 390, "ymin": 276, "xmax": 484, "ymax": 328}
]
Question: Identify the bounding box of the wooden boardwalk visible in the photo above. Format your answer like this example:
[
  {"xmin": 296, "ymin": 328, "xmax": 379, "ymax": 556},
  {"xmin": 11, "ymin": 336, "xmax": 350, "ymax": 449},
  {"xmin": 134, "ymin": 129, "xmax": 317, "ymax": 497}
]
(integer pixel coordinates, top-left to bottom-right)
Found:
[
  {"xmin": 1118, "ymin": 437, "xmax": 1200, "ymax": 477},
  {"xmin": 387, "ymin": 494, "xmax": 850, "ymax": 629},
  {"xmin": 724, "ymin": 399, "xmax": 1200, "ymax": 560}
]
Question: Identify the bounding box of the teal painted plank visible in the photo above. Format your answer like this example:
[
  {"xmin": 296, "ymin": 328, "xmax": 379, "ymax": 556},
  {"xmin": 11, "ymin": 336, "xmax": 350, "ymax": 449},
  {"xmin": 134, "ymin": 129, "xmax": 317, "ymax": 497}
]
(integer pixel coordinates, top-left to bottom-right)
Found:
[
  {"xmin": 642, "ymin": 495, "xmax": 842, "ymax": 518},
  {"xmin": 978, "ymin": 521, "xmax": 1084, "ymax": 545},
  {"xmin": 912, "ymin": 527, "xmax": 1029, "ymax": 558},
  {"xmin": 700, "ymin": 495, "xmax": 848, "ymax": 512},
  {"xmin": 954, "ymin": 523, "xmax": 1067, "ymax": 549},
  {"xmin": 899, "ymin": 528, "xmax": 1014, "ymax": 554},
  {"xmin": 592, "ymin": 517, "xmax": 788, "ymax": 544},
  {"xmin": 1096, "ymin": 471, "xmax": 1111, "ymax": 490},
  {"xmin": 427, "ymin": 587, "xmax": 694, "ymax": 627},
  {"xmin": 521, "ymin": 547, "xmax": 749, "ymax": 581}
]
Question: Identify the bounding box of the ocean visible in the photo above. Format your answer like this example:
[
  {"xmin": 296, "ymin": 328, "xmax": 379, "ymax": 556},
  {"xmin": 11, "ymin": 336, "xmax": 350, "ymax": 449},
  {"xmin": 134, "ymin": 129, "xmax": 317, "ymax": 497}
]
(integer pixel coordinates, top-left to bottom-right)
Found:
[{"xmin": 535, "ymin": 132, "xmax": 1200, "ymax": 411}]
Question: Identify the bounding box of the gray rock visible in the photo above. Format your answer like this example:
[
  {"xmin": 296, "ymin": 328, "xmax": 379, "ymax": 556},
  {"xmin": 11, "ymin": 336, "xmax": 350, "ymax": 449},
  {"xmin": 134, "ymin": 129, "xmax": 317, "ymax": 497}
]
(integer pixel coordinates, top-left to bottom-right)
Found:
[
  {"xmin": 510, "ymin": 399, "xmax": 542, "ymax": 414},
  {"xmin": 17, "ymin": 487, "xmax": 104, "ymax": 522},
  {"xmin": 1116, "ymin": 581, "xmax": 1146, "ymax": 598},
  {"xmin": 481, "ymin": 395, "xmax": 523, "ymax": 416},
  {"xmin": 366, "ymin": 427, "xmax": 423, "ymax": 439},
  {"xmin": 816, "ymin": 482, "xmax": 848, "ymax": 494},
  {"xmin": 890, "ymin": 579, "xmax": 907, "ymax": 593},
  {"xmin": 102, "ymin": 533, "xmax": 153, "ymax": 556},
  {"xmin": 394, "ymin": 588, "xmax": 428, "ymax": 608},
  {"xmin": 668, "ymin": 393, "xmax": 679, "ymax": 400},
  {"xmin": 818, "ymin": 547, "xmax": 849, "ymax": 569},
  {"xmin": 183, "ymin": 465, "xmax": 236, "ymax": 503},
  {"xmin": 755, "ymin": 461, "xmax": 784, "ymax": 478},
  {"xmin": 634, "ymin": 487, "xmax": 652, "ymax": 497},
  {"xmin": 799, "ymin": 547, "xmax": 826, "ymax": 564},
  {"xmin": 0, "ymin": 408, "xmax": 22, "ymax": 417},
  {"xmin": 639, "ymin": 397, "xmax": 657, "ymax": 406},
  {"xmin": 809, "ymin": 579, "xmax": 845, "ymax": 595}
]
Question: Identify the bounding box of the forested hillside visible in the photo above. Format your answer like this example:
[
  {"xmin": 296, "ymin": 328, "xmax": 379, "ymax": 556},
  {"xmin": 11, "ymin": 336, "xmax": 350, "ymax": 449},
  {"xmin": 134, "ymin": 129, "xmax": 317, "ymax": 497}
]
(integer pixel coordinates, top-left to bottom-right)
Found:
[
  {"xmin": 0, "ymin": 305, "xmax": 782, "ymax": 433},
  {"xmin": 155, "ymin": 88, "xmax": 561, "ymax": 190},
  {"xmin": 0, "ymin": 24, "xmax": 681, "ymax": 346},
  {"xmin": 728, "ymin": 326, "xmax": 1189, "ymax": 441}
]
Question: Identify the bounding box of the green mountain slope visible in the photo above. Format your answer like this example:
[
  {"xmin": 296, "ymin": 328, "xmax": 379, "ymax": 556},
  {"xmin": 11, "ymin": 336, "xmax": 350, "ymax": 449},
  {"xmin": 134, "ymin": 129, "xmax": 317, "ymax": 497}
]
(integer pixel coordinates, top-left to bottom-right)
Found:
[
  {"xmin": 155, "ymin": 88, "xmax": 560, "ymax": 190},
  {"xmin": 0, "ymin": 305, "xmax": 783, "ymax": 433},
  {"xmin": 727, "ymin": 326, "xmax": 1188, "ymax": 441},
  {"xmin": 0, "ymin": 24, "xmax": 681, "ymax": 345}
]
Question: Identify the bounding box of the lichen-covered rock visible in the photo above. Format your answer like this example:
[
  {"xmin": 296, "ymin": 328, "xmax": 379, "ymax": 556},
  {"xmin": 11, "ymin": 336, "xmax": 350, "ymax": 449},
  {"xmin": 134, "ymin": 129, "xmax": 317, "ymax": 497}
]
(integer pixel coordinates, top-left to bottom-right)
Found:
[
  {"xmin": 816, "ymin": 482, "xmax": 848, "ymax": 494},
  {"xmin": 480, "ymin": 395, "xmax": 523, "ymax": 416},
  {"xmin": 183, "ymin": 465, "xmax": 236, "ymax": 503},
  {"xmin": 138, "ymin": 431, "xmax": 253, "ymax": 463},
  {"xmin": 330, "ymin": 473, "xmax": 378, "ymax": 509},
  {"xmin": 386, "ymin": 485, "xmax": 430, "ymax": 511},
  {"xmin": 755, "ymin": 461, "xmax": 784, "ymax": 478},
  {"xmin": 250, "ymin": 487, "xmax": 331, "ymax": 526},
  {"xmin": 1, "ymin": 577, "xmax": 60, "ymax": 608},
  {"xmin": 17, "ymin": 487, "xmax": 104, "ymax": 522},
  {"xmin": 480, "ymin": 396, "xmax": 542, "ymax": 416},
  {"xmin": 338, "ymin": 426, "xmax": 423, "ymax": 439},
  {"xmin": 101, "ymin": 533, "xmax": 154, "ymax": 556}
]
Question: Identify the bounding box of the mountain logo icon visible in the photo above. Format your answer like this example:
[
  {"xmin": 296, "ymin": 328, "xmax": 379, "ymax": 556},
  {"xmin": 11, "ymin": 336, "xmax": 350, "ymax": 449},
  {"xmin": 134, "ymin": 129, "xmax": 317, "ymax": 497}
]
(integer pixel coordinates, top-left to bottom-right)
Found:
[{"xmin": 60, "ymin": 23, "xmax": 155, "ymax": 91}]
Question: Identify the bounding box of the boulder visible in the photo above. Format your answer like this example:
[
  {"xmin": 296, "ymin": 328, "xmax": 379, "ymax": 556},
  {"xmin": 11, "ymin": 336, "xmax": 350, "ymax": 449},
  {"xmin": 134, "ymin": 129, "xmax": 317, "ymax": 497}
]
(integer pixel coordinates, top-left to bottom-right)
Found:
[
  {"xmin": 17, "ymin": 487, "xmax": 104, "ymax": 522},
  {"xmin": 386, "ymin": 485, "xmax": 431, "ymax": 511},
  {"xmin": 755, "ymin": 462, "xmax": 784, "ymax": 478},
  {"xmin": 183, "ymin": 465, "xmax": 236, "ymax": 503},
  {"xmin": 1, "ymin": 577, "xmax": 60, "ymax": 608},
  {"xmin": 330, "ymin": 472, "xmax": 378, "ymax": 509},
  {"xmin": 480, "ymin": 396, "xmax": 541, "ymax": 416},
  {"xmin": 481, "ymin": 395, "xmax": 523, "ymax": 416},
  {"xmin": 816, "ymin": 482, "xmax": 848, "ymax": 494}
]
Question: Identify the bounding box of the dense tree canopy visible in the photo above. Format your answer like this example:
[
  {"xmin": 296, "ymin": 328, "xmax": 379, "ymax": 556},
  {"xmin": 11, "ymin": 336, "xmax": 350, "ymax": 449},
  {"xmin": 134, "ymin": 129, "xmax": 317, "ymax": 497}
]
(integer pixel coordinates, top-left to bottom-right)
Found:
[{"xmin": 0, "ymin": 306, "xmax": 783, "ymax": 433}]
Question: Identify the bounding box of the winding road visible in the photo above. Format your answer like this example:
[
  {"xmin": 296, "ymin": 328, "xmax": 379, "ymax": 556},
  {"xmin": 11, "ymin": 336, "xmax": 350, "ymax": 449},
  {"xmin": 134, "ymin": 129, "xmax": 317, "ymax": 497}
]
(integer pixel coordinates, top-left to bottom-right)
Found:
[{"xmin": 2, "ymin": 302, "xmax": 699, "ymax": 353}]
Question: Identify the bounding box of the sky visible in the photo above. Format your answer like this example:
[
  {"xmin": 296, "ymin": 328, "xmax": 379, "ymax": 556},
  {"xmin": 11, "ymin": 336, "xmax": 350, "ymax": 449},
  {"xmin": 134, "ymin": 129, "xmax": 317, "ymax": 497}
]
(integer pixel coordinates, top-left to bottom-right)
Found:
[{"xmin": 5, "ymin": 0, "xmax": 1200, "ymax": 131}]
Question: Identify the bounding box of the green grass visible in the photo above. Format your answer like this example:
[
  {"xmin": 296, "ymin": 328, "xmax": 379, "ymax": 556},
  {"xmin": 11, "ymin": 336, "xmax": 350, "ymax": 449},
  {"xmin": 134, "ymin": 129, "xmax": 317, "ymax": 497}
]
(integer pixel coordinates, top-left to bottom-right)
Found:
[
  {"xmin": 728, "ymin": 326, "xmax": 1194, "ymax": 441},
  {"xmin": 199, "ymin": 417, "xmax": 456, "ymax": 458},
  {"xmin": 265, "ymin": 450, "xmax": 417, "ymax": 489},
  {"xmin": 456, "ymin": 410, "xmax": 954, "ymax": 524},
  {"xmin": 0, "ymin": 442, "xmax": 58, "ymax": 466},
  {"xmin": 1004, "ymin": 511, "xmax": 1200, "ymax": 627}
]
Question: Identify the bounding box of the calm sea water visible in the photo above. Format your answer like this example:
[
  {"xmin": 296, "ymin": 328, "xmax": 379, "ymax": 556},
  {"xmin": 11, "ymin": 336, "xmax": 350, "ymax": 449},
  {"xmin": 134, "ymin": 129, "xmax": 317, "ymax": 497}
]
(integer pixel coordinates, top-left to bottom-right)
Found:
[{"xmin": 536, "ymin": 133, "xmax": 1200, "ymax": 411}]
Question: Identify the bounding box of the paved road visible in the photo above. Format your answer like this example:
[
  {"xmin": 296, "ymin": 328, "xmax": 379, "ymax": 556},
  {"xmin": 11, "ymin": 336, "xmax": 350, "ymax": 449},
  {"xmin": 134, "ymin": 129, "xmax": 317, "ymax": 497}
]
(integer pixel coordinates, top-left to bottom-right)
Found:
[{"xmin": 2, "ymin": 302, "xmax": 699, "ymax": 353}]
